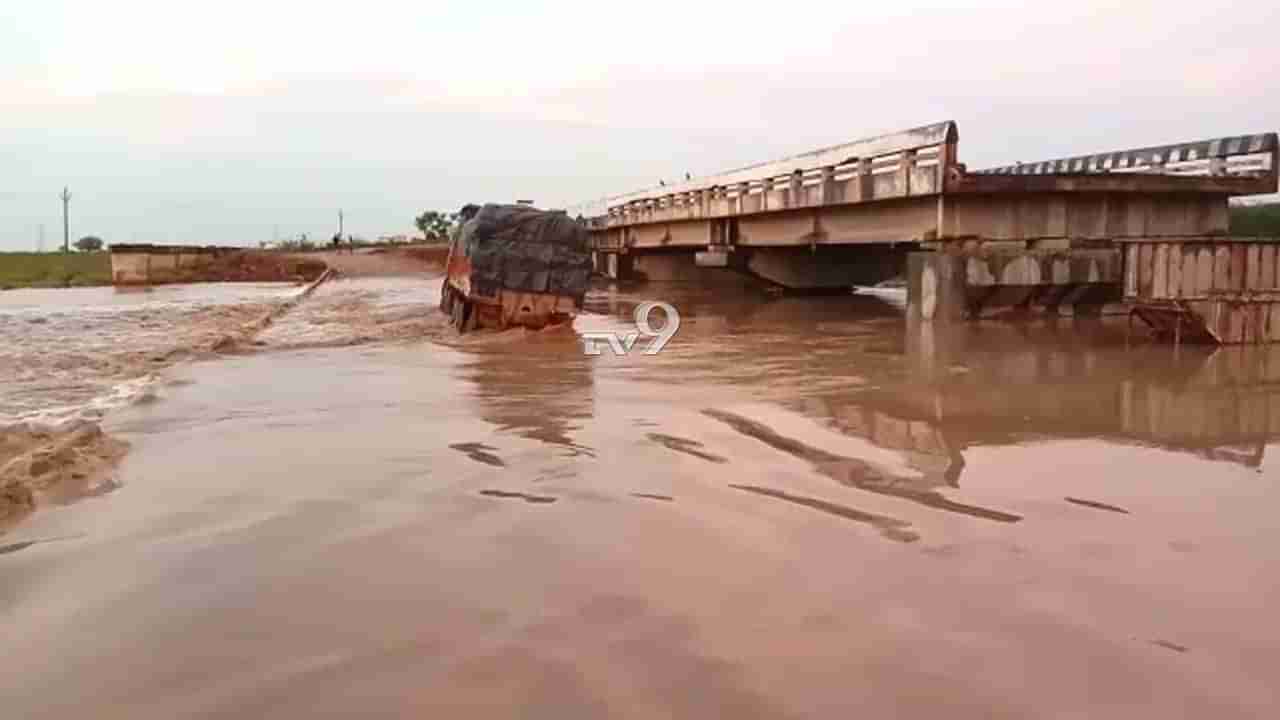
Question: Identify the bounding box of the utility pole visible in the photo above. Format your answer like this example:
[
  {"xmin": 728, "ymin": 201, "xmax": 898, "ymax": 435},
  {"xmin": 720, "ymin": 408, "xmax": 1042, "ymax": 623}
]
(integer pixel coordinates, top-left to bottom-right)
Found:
[
  {"xmin": 37, "ymin": 224, "xmax": 45, "ymax": 253},
  {"xmin": 60, "ymin": 186, "xmax": 71, "ymax": 253},
  {"xmin": 338, "ymin": 209, "xmax": 344, "ymax": 237}
]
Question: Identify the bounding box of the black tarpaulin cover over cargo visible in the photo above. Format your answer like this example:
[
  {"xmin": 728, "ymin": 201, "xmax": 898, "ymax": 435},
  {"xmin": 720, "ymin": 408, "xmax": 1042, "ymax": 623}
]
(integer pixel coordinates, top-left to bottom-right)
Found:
[{"xmin": 460, "ymin": 204, "xmax": 592, "ymax": 299}]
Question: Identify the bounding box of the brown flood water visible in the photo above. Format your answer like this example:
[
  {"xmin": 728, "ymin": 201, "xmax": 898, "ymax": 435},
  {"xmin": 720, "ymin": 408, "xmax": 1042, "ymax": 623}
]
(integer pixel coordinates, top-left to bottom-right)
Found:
[{"xmin": 2, "ymin": 272, "xmax": 1279, "ymax": 718}]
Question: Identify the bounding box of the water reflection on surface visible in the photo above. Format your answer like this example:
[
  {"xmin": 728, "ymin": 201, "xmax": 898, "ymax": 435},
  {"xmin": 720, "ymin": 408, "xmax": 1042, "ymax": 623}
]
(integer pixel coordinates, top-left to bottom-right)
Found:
[
  {"xmin": 596, "ymin": 279, "xmax": 1280, "ymax": 480},
  {"xmin": 455, "ymin": 331, "xmax": 597, "ymax": 459}
]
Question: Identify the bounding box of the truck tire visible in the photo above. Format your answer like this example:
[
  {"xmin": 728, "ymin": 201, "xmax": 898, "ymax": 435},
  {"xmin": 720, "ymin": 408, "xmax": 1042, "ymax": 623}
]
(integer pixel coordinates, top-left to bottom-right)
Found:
[
  {"xmin": 462, "ymin": 302, "xmax": 478, "ymax": 332},
  {"xmin": 451, "ymin": 297, "xmax": 469, "ymax": 333}
]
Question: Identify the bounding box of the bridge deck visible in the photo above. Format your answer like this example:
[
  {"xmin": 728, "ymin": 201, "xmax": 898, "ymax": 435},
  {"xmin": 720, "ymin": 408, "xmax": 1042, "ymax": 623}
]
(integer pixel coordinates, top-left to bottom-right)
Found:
[{"xmin": 583, "ymin": 121, "xmax": 1277, "ymax": 249}]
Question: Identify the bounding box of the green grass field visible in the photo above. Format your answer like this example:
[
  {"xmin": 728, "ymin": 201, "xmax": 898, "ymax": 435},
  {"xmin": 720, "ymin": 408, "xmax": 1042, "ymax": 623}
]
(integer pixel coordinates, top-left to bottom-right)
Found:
[
  {"xmin": 1230, "ymin": 202, "xmax": 1280, "ymax": 236},
  {"xmin": 0, "ymin": 252, "xmax": 112, "ymax": 289}
]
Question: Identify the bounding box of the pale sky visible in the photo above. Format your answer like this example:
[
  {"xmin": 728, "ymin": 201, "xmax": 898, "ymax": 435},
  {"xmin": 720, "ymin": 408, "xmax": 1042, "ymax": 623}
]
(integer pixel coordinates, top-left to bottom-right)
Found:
[{"xmin": 2, "ymin": 0, "xmax": 1277, "ymax": 250}]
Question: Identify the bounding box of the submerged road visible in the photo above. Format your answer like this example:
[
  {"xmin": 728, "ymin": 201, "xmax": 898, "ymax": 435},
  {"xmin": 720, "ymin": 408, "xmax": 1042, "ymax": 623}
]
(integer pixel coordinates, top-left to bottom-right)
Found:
[{"xmin": 2, "ymin": 270, "xmax": 1279, "ymax": 718}]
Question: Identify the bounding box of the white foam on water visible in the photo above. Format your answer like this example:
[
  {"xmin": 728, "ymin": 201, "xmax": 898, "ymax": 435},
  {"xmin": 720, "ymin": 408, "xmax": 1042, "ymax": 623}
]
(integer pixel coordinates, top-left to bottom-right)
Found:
[
  {"xmin": 0, "ymin": 375, "xmax": 163, "ymax": 428},
  {"xmin": 256, "ymin": 276, "xmax": 444, "ymax": 349},
  {"xmin": 1, "ymin": 283, "xmax": 296, "ymax": 428},
  {"xmin": 854, "ymin": 285, "xmax": 908, "ymax": 309}
]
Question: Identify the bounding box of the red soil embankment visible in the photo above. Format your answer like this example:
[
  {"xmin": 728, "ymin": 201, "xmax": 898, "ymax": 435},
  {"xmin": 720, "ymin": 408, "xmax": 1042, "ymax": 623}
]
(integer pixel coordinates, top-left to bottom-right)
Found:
[
  {"xmin": 176, "ymin": 251, "xmax": 328, "ymax": 283},
  {"xmin": 292, "ymin": 246, "xmax": 448, "ymax": 277}
]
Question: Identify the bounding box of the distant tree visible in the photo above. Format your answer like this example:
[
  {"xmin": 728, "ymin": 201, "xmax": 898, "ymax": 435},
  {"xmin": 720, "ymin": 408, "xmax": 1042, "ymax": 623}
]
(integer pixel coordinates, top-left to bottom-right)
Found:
[
  {"xmin": 74, "ymin": 235, "xmax": 104, "ymax": 252},
  {"xmin": 1231, "ymin": 202, "xmax": 1280, "ymax": 235},
  {"xmin": 414, "ymin": 210, "xmax": 453, "ymax": 242}
]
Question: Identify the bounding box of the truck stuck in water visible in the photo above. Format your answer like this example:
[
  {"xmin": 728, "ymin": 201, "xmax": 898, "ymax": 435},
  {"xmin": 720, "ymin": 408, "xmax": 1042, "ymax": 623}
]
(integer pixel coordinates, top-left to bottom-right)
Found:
[{"xmin": 440, "ymin": 203, "xmax": 593, "ymax": 332}]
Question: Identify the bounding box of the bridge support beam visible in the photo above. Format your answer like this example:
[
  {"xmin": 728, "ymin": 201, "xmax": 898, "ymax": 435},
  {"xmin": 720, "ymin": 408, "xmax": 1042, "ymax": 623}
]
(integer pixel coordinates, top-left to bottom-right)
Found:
[
  {"xmin": 746, "ymin": 246, "xmax": 909, "ymax": 290},
  {"xmin": 908, "ymin": 249, "xmax": 1123, "ymax": 321},
  {"xmin": 597, "ymin": 245, "xmax": 913, "ymax": 291}
]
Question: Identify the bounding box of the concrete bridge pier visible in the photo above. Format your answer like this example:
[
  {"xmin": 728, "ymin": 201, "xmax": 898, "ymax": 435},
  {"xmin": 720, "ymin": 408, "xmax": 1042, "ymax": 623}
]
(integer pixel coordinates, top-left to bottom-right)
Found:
[{"xmin": 597, "ymin": 251, "xmax": 634, "ymax": 281}]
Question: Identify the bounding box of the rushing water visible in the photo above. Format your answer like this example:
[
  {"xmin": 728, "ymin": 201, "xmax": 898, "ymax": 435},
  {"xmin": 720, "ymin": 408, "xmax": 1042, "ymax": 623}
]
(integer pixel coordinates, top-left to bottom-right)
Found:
[
  {"xmin": 0, "ymin": 283, "xmax": 299, "ymax": 424},
  {"xmin": 2, "ymin": 273, "xmax": 1279, "ymax": 718}
]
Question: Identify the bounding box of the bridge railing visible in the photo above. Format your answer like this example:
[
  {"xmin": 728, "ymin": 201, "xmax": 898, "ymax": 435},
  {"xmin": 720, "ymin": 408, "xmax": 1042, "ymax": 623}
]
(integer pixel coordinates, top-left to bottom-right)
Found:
[
  {"xmin": 976, "ymin": 133, "xmax": 1276, "ymax": 178},
  {"xmin": 600, "ymin": 120, "xmax": 958, "ymax": 227},
  {"xmin": 583, "ymin": 123, "xmax": 1278, "ymax": 231}
]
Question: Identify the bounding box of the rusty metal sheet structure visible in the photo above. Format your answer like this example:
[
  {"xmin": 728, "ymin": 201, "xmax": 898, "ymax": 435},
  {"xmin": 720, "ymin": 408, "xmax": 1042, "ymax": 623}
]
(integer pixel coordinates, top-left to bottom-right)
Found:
[
  {"xmin": 1122, "ymin": 238, "xmax": 1280, "ymax": 344},
  {"xmin": 582, "ymin": 121, "xmax": 1277, "ymax": 251}
]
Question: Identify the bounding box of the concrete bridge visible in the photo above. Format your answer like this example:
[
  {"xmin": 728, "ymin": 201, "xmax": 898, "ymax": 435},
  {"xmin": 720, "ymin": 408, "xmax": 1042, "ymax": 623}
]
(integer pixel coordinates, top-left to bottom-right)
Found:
[{"xmin": 580, "ymin": 120, "xmax": 1278, "ymax": 325}]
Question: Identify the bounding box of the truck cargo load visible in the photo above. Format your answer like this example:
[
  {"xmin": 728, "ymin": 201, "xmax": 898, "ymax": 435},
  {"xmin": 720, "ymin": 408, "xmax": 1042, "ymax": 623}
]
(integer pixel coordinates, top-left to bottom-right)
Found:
[{"xmin": 440, "ymin": 203, "xmax": 592, "ymax": 332}]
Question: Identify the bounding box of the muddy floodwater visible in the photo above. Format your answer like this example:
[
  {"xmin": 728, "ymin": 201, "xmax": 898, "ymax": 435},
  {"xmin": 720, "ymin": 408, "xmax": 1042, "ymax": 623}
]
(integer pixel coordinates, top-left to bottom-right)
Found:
[
  {"xmin": 3, "ymin": 271, "xmax": 1280, "ymax": 718},
  {"xmin": 0, "ymin": 283, "xmax": 299, "ymax": 423}
]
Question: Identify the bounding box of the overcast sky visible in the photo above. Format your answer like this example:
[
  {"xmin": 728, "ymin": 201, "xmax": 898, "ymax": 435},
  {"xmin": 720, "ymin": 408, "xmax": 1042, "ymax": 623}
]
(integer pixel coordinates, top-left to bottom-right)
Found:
[{"xmin": 2, "ymin": 0, "xmax": 1277, "ymax": 250}]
